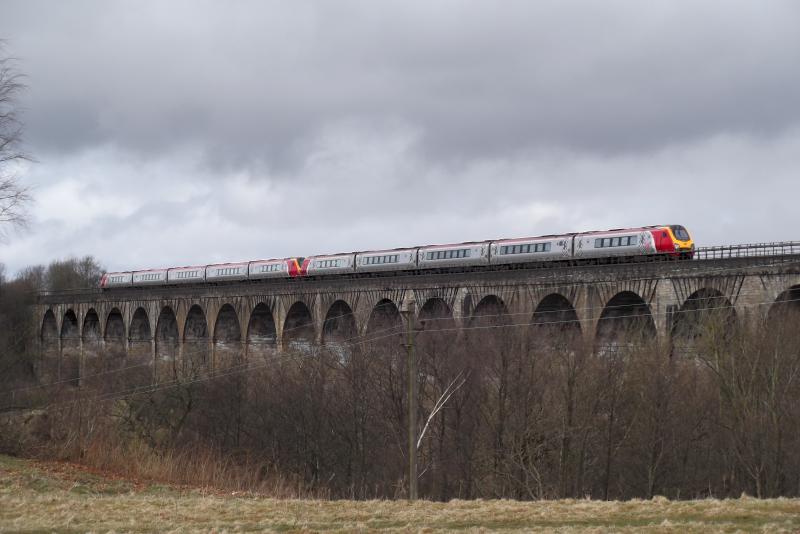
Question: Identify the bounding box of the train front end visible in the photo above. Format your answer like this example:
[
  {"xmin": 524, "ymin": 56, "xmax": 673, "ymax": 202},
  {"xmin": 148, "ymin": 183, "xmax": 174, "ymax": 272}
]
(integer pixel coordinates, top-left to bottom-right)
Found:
[{"xmin": 653, "ymin": 225, "xmax": 694, "ymax": 258}]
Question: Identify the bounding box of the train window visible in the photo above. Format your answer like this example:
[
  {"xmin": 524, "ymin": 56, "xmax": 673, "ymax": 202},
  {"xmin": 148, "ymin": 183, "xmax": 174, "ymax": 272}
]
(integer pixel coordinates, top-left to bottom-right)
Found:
[
  {"xmin": 500, "ymin": 242, "xmax": 552, "ymax": 255},
  {"xmin": 316, "ymin": 259, "xmax": 343, "ymax": 268},
  {"xmin": 427, "ymin": 249, "xmax": 469, "ymax": 260},
  {"xmin": 670, "ymin": 225, "xmax": 690, "ymax": 240},
  {"xmin": 259, "ymin": 263, "xmax": 282, "ymax": 273},
  {"xmin": 364, "ymin": 254, "xmax": 400, "ymax": 265}
]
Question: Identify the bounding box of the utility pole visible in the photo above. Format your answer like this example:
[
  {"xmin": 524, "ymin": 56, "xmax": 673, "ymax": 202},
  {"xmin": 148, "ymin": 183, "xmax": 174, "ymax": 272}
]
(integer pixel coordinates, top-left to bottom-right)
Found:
[{"xmin": 401, "ymin": 296, "xmax": 417, "ymax": 501}]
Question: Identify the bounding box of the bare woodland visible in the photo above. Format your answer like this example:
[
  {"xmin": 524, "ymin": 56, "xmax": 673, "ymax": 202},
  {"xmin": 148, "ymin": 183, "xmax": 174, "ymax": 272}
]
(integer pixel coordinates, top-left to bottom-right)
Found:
[{"xmin": 3, "ymin": 292, "xmax": 800, "ymax": 502}]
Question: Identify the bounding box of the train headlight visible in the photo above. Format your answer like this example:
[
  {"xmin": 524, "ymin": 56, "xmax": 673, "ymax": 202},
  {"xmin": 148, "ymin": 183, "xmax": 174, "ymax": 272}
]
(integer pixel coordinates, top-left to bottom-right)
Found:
[{"xmin": 674, "ymin": 242, "xmax": 680, "ymax": 250}]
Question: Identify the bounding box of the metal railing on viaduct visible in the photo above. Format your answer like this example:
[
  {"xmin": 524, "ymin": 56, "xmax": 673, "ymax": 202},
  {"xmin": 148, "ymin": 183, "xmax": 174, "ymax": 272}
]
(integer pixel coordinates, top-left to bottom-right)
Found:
[{"xmin": 35, "ymin": 242, "xmax": 800, "ymax": 384}]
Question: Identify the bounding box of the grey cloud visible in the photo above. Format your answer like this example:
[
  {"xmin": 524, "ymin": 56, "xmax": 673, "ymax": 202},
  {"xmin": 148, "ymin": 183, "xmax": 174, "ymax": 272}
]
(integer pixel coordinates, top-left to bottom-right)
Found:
[
  {"xmin": 3, "ymin": 0, "xmax": 800, "ymax": 173},
  {"xmin": 0, "ymin": 1, "xmax": 799, "ymax": 274}
]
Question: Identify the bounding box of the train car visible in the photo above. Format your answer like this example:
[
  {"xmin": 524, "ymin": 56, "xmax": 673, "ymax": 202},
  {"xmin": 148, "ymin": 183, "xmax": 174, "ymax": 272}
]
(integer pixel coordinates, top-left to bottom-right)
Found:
[
  {"xmin": 206, "ymin": 261, "xmax": 249, "ymax": 282},
  {"xmin": 417, "ymin": 241, "xmax": 490, "ymax": 269},
  {"xmin": 573, "ymin": 227, "xmax": 656, "ymax": 259},
  {"xmin": 304, "ymin": 253, "xmax": 357, "ymax": 276},
  {"xmin": 100, "ymin": 272, "xmax": 133, "ymax": 288},
  {"xmin": 167, "ymin": 265, "xmax": 206, "ymax": 284},
  {"xmin": 132, "ymin": 268, "xmax": 168, "ymax": 285},
  {"xmin": 248, "ymin": 258, "xmax": 304, "ymax": 279},
  {"xmin": 355, "ymin": 247, "xmax": 417, "ymax": 273},
  {"xmin": 490, "ymin": 235, "xmax": 573, "ymax": 265}
]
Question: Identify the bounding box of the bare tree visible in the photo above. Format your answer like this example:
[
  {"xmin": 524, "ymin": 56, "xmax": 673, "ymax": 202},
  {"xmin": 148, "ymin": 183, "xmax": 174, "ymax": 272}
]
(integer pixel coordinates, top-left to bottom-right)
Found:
[{"xmin": 0, "ymin": 44, "xmax": 31, "ymax": 235}]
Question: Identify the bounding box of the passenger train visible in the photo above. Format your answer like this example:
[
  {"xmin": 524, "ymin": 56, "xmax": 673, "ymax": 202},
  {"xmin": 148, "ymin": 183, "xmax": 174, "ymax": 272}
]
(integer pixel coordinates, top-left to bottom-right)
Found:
[{"xmin": 100, "ymin": 224, "xmax": 694, "ymax": 288}]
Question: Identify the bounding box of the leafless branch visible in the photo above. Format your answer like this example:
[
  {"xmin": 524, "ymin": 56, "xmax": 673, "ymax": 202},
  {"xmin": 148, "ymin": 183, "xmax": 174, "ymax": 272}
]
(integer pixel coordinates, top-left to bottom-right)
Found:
[{"xmin": 0, "ymin": 44, "xmax": 31, "ymax": 236}]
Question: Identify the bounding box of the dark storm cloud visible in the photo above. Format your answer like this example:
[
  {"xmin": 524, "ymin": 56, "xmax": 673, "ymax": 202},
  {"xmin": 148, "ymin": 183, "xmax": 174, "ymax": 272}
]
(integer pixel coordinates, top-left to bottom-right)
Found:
[
  {"xmin": 4, "ymin": 0, "xmax": 800, "ymax": 172},
  {"xmin": 1, "ymin": 1, "xmax": 799, "ymax": 274}
]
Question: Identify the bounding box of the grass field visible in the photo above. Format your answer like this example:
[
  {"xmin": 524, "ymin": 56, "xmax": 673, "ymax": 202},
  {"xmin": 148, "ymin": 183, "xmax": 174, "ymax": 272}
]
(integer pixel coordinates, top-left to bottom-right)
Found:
[{"xmin": 1, "ymin": 454, "xmax": 799, "ymax": 533}]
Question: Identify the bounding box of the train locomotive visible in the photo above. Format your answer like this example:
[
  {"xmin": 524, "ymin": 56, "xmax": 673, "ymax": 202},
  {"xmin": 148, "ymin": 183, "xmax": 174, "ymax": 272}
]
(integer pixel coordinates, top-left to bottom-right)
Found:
[{"xmin": 100, "ymin": 224, "xmax": 694, "ymax": 288}]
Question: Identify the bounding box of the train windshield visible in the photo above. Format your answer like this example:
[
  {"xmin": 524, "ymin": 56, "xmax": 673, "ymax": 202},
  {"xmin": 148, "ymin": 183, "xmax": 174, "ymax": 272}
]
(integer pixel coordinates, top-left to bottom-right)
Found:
[{"xmin": 670, "ymin": 225, "xmax": 690, "ymax": 241}]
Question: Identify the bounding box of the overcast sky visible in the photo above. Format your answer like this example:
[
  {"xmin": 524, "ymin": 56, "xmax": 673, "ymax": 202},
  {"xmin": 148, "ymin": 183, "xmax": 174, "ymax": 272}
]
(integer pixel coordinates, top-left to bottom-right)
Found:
[{"xmin": 1, "ymin": 1, "xmax": 799, "ymax": 274}]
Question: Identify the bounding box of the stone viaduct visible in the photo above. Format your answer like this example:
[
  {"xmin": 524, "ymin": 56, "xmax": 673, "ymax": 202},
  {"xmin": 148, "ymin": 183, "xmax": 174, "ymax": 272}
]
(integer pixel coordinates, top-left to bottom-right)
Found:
[{"xmin": 35, "ymin": 246, "xmax": 800, "ymax": 385}]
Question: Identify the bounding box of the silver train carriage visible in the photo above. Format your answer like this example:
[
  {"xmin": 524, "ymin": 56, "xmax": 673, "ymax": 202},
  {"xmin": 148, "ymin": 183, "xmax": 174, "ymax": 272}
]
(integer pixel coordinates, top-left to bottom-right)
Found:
[
  {"xmin": 304, "ymin": 253, "xmax": 357, "ymax": 276},
  {"xmin": 132, "ymin": 269, "xmax": 168, "ymax": 285},
  {"xmin": 490, "ymin": 235, "xmax": 572, "ymax": 264},
  {"xmin": 206, "ymin": 261, "xmax": 249, "ymax": 282},
  {"xmin": 167, "ymin": 265, "xmax": 206, "ymax": 284},
  {"xmin": 101, "ymin": 272, "xmax": 133, "ymax": 287},
  {"xmin": 248, "ymin": 258, "xmax": 294, "ymax": 279},
  {"xmin": 573, "ymin": 228, "xmax": 657, "ymax": 259},
  {"xmin": 417, "ymin": 241, "xmax": 491, "ymax": 269},
  {"xmin": 355, "ymin": 248, "xmax": 417, "ymax": 272}
]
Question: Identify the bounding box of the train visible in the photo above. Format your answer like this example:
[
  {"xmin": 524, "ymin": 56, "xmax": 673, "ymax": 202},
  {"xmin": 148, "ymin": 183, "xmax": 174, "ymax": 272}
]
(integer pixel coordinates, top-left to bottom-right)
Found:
[{"xmin": 100, "ymin": 224, "xmax": 694, "ymax": 288}]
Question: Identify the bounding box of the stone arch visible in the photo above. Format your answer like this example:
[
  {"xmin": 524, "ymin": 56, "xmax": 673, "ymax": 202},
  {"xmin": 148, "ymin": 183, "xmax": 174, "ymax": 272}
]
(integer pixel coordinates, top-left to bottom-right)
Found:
[
  {"xmin": 155, "ymin": 306, "xmax": 180, "ymax": 381},
  {"xmin": 184, "ymin": 304, "xmax": 210, "ymax": 375},
  {"xmin": 768, "ymin": 285, "xmax": 800, "ymax": 323},
  {"xmin": 104, "ymin": 308, "xmax": 126, "ymax": 363},
  {"xmin": 41, "ymin": 309, "xmax": 58, "ymax": 343},
  {"xmin": 323, "ymin": 300, "xmax": 357, "ymax": 343},
  {"xmin": 467, "ymin": 295, "xmax": 514, "ymax": 362},
  {"xmin": 283, "ymin": 301, "xmax": 315, "ymax": 351},
  {"xmin": 247, "ymin": 303, "xmax": 277, "ymax": 360},
  {"xmin": 417, "ymin": 297, "xmax": 456, "ymax": 364},
  {"xmin": 532, "ymin": 293, "xmax": 582, "ymax": 350},
  {"xmin": 363, "ymin": 299, "xmax": 404, "ymax": 362},
  {"xmin": 418, "ymin": 297, "xmax": 454, "ymax": 329},
  {"xmin": 129, "ymin": 307, "xmax": 152, "ymax": 341},
  {"xmin": 365, "ymin": 299, "xmax": 403, "ymax": 337},
  {"xmin": 61, "ymin": 309, "xmax": 79, "ymax": 340},
  {"xmin": 82, "ymin": 308, "xmax": 102, "ymax": 367},
  {"xmin": 764, "ymin": 284, "xmax": 800, "ymax": 355},
  {"xmin": 214, "ymin": 303, "xmax": 243, "ymax": 368},
  {"xmin": 127, "ymin": 307, "xmax": 153, "ymax": 382},
  {"xmin": 671, "ymin": 288, "xmax": 736, "ymax": 357},
  {"xmin": 61, "ymin": 309, "xmax": 80, "ymax": 384},
  {"xmin": 595, "ymin": 291, "xmax": 655, "ymax": 353},
  {"xmin": 184, "ymin": 305, "xmax": 209, "ymax": 340},
  {"xmin": 104, "ymin": 308, "xmax": 125, "ymax": 342},
  {"xmin": 82, "ymin": 308, "xmax": 101, "ymax": 340},
  {"xmin": 469, "ymin": 295, "xmax": 509, "ymax": 327},
  {"xmin": 213, "ymin": 304, "xmax": 242, "ymax": 342},
  {"xmin": 322, "ymin": 300, "xmax": 357, "ymax": 361}
]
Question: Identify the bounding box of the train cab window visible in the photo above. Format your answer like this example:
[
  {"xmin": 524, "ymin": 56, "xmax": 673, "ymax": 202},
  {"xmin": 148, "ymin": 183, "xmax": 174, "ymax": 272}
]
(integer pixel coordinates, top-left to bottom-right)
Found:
[{"xmin": 670, "ymin": 225, "xmax": 690, "ymax": 241}]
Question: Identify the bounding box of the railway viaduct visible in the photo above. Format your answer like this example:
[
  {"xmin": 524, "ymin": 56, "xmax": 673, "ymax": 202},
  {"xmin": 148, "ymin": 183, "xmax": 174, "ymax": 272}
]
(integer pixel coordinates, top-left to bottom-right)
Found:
[{"xmin": 35, "ymin": 243, "xmax": 800, "ymax": 385}]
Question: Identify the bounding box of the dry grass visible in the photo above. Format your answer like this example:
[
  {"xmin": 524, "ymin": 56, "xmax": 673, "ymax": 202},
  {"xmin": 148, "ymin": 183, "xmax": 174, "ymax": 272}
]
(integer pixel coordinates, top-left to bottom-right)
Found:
[
  {"xmin": 1, "ymin": 454, "xmax": 799, "ymax": 533},
  {"xmin": 79, "ymin": 438, "xmax": 317, "ymax": 499}
]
